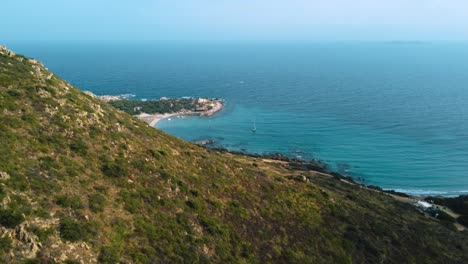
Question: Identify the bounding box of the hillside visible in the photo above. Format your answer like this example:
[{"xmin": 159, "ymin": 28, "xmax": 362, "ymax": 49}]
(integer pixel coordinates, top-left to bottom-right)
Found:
[{"xmin": 0, "ymin": 46, "xmax": 467, "ymax": 263}]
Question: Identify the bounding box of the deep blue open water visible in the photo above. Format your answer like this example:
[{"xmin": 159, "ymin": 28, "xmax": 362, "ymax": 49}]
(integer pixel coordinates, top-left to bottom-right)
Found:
[{"xmin": 9, "ymin": 42, "xmax": 468, "ymax": 195}]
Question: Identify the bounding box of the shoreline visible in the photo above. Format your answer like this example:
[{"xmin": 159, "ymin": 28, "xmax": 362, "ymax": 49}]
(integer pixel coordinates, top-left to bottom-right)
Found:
[
  {"xmin": 95, "ymin": 92, "xmax": 464, "ymax": 198},
  {"xmin": 206, "ymin": 148, "xmax": 467, "ymax": 231},
  {"xmin": 137, "ymin": 99, "xmax": 224, "ymax": 127}
]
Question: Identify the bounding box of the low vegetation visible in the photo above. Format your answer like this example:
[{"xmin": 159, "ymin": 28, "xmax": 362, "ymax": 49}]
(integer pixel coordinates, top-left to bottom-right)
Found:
[
  {"xmin": 0, "ymin": 47, "xmax": 467, "ymax": 263},
  {"xmin": 108, "ymin": 97, "xmax": 213, "ymax": 115},
  {"xmin": 59, "ymin": 217, "xmax": 97, "ymax": 242},
  {"xmin": 0, "ymin": 208, "xmax": 25, "ymax": 228}
]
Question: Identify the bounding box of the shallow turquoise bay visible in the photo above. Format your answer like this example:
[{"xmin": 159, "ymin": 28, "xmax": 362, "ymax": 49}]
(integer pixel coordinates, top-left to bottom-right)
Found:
[{"xmin": 157, "ymin": 104, "xmax": 468, "ymax": 196}]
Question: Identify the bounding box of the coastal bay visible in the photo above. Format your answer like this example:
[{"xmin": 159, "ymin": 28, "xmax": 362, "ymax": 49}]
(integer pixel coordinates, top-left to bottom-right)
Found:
[{"xmin": 16, "ymin": 42, "xmax": 468, "ymax": 196}]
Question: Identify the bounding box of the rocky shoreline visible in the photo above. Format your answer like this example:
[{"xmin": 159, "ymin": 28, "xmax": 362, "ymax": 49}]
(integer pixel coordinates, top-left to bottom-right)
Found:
[{"xmin": 204, "ymin": 146, "xmax": 468, "ymax": 231}]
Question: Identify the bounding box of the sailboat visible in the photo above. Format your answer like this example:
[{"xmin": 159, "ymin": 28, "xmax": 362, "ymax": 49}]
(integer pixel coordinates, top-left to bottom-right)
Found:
[{"xmin": 251, "ymin": 119, "xmax": 257, "ymax": 132}]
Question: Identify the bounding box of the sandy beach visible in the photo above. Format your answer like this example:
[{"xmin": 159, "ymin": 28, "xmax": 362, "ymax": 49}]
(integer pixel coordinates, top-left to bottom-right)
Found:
[{"xmin": 137, "ymin": 100, "xmax": 224, "ymax": 127}]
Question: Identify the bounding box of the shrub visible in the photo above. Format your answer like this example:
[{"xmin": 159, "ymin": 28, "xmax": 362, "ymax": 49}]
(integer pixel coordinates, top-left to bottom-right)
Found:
[
  {"xmin": 0, "ymin": 237, "xmax": 12, "ymax": 253},
  {"xmin": 131, "ymin": 159, "xmax": 152, "ymax": 173},
  {"xmin": 0, "ymin": 185, "xmax": 5, "ymax": 202},
  {"xmin": 64, "ymin": 260, "xmax": 80, "ymax": 264},
  {"xmin": 101, "ymin": 160, "xmax": 128, "ymax": 178},
  {"xmin": 94, "ymin": 185, "xmax": 108, "ymax": 194},
  {"xmin": 7, "ymin": 90, "xmax": 21, "ymax": 98},
  {"xmin": 436, "ymin": 210, "xmax": 456, "ymax": 223},
  {"xmin": 0, "ymin": 208, "xmax": 25, "ymax": 228},
  {"xmin": 120, "ymin": 190, "xmax": 142, "ymax": 213},
  {"xmin": 70, "ymin": 140, "xmax": 88, "ymax": 156},
  {"xmin": 28, "ymin": 225, "xmax": 55, "ymax": 243},
  {"xmin": 38, "ymin": 156, "xmax": 57, "ymax": 170},
  {"xmin": 458, "ymin": 215, "xmax": 468, "ymax": 227},
  {"xmin": 189, "ymin": 189, "xmax": 199, "ymax": 197},
  {"xmin": 33, "ymin": 208, "xmax": 50, "ymax": 218},
  {"xmin": 98, "ymin": 246, "xmax": 120, "ymax": 264},
  {"xmin": 159, "ymin": 170, "xmax": 173, "ymax": 180},
  {"xmin": 59, "ymin": 217, "xmax": 96, "ymax": 242},
  {"xmin": 59, "ymin": 218, "xmax": 83, "ymax": 242},
  {"xmin": 200, "ymin": 217, "xmax": 227, "ymax": 236},
  {"xmin": 185, "ymin": 200, "xmax": 199, "ymax": 209},
  {"xmin": 228, "ymin": 200, "xmax": 249, "ymax": 219},
  {"xmin": 23, "ymin": 259, "xmax": 41, "ymax": 264},
  {"xmin": 55, "ymin": 195, "xmax": 84, "ymax": 210},
  {"xmin": 88, "ymin": 193, "xmax": 106, "ymax": 213}
]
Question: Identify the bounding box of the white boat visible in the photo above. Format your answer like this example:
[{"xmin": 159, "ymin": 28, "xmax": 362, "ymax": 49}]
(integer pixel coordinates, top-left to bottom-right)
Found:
[{"xmin": 252, "ymin": 119, "xmax": 257, "ymax": 132}]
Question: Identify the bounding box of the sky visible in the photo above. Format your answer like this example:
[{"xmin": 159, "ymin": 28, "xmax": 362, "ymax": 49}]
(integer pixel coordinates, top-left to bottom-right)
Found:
[{"xmin": 1, "ymin": 0, "xmax": 468, "ymax": 42}]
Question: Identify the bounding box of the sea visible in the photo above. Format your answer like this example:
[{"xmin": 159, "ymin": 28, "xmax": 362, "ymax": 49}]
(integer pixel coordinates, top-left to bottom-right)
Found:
[{"xmin": 9, "ymin": 41, "xmax": 468, "ymax": 196}]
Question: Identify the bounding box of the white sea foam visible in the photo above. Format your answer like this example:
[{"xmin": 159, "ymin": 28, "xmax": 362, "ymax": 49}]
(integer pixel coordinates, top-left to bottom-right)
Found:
[
  {"xmin": 392, "ymin": 189, "xmax": 448, "ymax": 196},
  {"xmin": 391, "ymin": 188, "xmax": 468, "ymax": 196}
]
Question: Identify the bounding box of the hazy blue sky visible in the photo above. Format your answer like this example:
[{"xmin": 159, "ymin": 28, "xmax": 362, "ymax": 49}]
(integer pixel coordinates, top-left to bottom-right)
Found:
[{"xmin": 2, "ymin": 0, "xmax": 468, "ymax": 42}]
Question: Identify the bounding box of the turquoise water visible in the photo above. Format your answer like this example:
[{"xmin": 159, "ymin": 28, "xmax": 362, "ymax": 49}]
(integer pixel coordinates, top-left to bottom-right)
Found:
[{"xmin": 9, "ymin": 42, "xmax": 468, "ymax": 195}]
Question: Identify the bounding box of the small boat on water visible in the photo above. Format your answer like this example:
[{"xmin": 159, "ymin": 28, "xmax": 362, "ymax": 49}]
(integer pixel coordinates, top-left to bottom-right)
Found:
[{"xmin": 252, "ymin": 119, "xmax": 257, "ymax": 132}]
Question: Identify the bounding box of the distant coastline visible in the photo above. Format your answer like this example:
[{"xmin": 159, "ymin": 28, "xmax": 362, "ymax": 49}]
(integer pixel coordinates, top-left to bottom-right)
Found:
[
  {"xmin": 137, "ymin": 100, "xmax": 224, "ymax": 127},
  {"xmin": 89, "ymin": 92, "xmax": 224, "ymax": 127}
]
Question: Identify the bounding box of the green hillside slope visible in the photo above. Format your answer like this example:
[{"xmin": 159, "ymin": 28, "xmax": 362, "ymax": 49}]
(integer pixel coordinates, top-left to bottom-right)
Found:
[{"xmin": 0, "ymin": 46, "xmax": 467, "ymax": 263}]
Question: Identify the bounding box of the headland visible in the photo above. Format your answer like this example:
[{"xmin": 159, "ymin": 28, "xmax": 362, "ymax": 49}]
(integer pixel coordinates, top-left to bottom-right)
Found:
[{"xmin": 91, "ymin": 94, "xmax": 224, "ymax": 126}]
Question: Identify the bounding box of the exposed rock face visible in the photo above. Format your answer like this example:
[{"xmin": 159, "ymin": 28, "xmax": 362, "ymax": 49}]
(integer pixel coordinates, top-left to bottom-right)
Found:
[
  {"xmin": 0, "ymin": 171, "xmax": 10, "ymax": 180},
  {"xmin": 1, "ymin": 48, "xmax": 52, "ymax": 85},
  {"xmin": 0, "ymin": 45, "xmax": 15, "ymax": 57},
  {"xmin": 0, "ymin": 224, "xmax": 41, "ymax": 259},
  {"xmin": 83, "ymin": 91, "xmax": 97, "ymax": 98},
  {"xmin": 43, "ymin": 240, "xmax": 98, "ymax": 264},
  {"xmin": 27, "ymin": 58, "xmax": 42, "ymax": 66},
  {"xmin": 15, "ymin": 225, "xmax": 41, "ymax": 258},
  {"xmin": 0, "ymin": 218, "xmax": 97, "ymax": 263}
]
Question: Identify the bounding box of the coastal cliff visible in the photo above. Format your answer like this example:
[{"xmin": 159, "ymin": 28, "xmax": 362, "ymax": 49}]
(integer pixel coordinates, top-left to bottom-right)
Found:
[{"xmin": 1, "ymin": 46, "xmax": 468, "ymax": 263}]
